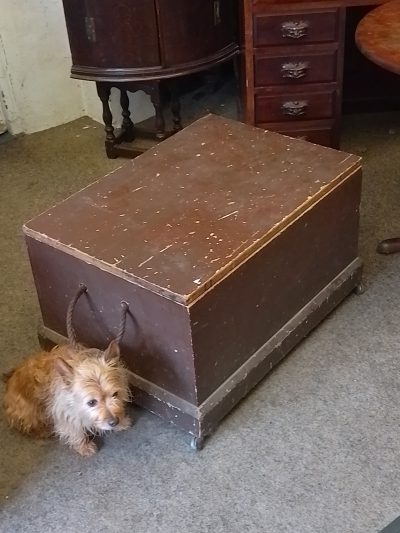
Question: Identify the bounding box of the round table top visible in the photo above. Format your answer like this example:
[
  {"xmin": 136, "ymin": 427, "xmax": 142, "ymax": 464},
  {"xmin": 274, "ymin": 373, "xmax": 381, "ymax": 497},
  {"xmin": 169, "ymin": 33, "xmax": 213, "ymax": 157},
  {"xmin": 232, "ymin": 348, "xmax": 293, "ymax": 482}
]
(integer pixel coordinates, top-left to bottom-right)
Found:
[{"xmin": 355, "ymin": 0, "xmax": 400, "ymax": 75}]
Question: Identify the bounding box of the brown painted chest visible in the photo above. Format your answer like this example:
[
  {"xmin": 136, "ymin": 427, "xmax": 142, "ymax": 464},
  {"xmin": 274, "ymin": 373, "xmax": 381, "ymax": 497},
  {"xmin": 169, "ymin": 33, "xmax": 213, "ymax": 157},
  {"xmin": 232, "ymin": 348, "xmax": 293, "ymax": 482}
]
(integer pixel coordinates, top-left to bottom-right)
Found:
[{"xmin": 23, "ymin": 115, "xmax": 362, "ymax": 449}]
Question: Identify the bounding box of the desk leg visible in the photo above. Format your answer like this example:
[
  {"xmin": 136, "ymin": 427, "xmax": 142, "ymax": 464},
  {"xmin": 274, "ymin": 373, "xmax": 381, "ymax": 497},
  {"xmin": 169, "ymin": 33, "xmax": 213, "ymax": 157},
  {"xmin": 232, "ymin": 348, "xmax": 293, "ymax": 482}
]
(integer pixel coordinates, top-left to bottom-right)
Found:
[{"xmin": 377, "ymin": 238, "xmax": 400, "ymax": 254}]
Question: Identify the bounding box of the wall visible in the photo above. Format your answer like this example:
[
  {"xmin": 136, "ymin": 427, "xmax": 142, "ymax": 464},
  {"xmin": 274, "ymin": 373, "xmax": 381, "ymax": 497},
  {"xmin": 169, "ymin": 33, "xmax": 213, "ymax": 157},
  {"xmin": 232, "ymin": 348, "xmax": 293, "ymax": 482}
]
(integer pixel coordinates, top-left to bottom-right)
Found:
[
  {"xmin": 0, "ymin": 0, "xmax": 154, "ymax": 135},
  {"xmin": 0, "ymin": 0, "xmax": 86, "ymax": 134}
]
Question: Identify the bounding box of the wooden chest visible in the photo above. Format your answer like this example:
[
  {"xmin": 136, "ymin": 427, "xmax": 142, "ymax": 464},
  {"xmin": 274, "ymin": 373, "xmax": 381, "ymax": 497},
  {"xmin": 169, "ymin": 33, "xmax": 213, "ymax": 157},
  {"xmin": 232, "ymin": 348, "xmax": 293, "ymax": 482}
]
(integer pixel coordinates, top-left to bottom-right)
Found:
[{"xmin": 23, "ymin": 115, "xmax": 362, "ymax": 449}]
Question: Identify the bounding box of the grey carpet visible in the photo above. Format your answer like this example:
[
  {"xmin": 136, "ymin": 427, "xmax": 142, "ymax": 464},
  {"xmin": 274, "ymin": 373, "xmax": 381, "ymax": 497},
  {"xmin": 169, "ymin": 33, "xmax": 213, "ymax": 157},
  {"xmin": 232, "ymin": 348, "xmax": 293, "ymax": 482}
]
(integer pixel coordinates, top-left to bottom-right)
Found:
[{"xmin": 0, "ymin": 109, "xmax": 400, "ymax": 533}]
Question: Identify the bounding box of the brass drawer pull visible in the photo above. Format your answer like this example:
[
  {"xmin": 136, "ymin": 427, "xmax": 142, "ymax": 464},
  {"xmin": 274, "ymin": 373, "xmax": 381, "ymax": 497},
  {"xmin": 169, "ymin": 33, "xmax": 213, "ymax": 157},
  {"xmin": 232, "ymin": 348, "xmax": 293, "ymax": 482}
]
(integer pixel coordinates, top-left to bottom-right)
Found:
[
  {"xmin": 281, "ymin": 100, "xmax": 308, "ymax": 117},
  {"xmin": 281, "ymin": 20, "xmax": 310, "ymax": 39},
  {"xmin": 280, "ymin": 61, "xmax": 310, "ymax": 79}
]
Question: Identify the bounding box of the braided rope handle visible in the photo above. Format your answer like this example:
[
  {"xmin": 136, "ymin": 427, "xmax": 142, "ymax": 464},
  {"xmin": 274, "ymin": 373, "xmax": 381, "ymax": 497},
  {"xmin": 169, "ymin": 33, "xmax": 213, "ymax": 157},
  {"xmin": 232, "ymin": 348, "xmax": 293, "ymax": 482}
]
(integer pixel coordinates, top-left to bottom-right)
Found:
[
  {"xmin": 66, "ymin": 285, "xmax": 129, "ymax": 349},
  {"xmin": 115, "ymin": 301, "xmax": 129, "ymax": 345},
  {"xmin": 66, "ymin": 284, "xmax": 87, "ymax": 350}
]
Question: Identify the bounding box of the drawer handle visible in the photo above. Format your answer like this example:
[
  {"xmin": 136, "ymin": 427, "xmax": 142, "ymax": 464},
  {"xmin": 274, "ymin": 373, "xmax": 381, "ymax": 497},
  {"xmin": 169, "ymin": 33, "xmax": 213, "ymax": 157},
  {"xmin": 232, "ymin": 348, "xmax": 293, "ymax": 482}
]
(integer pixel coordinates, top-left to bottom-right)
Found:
[
  {"xmin": 281, "ymin": 20, "xmax": 310, "ymax": 39},
  {"xmin": 281, "ymin": 100, "xmax": 308, "ymax": 117},
  {"xmin": 85, "ymin": 16, "xmax": 96, "ymax": 43},
  {"xmin": 281, "ymin": 61, "xmax": 310, "ymax": 79}
]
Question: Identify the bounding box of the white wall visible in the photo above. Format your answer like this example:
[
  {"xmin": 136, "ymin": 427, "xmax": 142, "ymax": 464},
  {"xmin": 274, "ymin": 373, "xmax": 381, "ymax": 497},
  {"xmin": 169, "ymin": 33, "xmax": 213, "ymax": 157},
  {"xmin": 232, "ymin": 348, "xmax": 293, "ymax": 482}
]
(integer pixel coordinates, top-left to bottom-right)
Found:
[
  {"xmin": 0, "ymin": 0, "xmax": 154, "ymax": 135},
  {"xmin": 0, "ymin": 0, "xmax": 85, "ymax": 134}
]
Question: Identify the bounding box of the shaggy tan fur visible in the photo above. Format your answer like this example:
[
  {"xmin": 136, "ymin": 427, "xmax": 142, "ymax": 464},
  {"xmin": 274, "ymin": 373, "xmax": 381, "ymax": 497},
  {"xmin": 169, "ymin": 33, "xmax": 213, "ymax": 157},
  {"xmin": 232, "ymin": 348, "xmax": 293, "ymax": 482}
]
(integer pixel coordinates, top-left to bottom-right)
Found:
[{"xmin": 3, "ymin": 341, "xmax": 131, "ymax": 456}]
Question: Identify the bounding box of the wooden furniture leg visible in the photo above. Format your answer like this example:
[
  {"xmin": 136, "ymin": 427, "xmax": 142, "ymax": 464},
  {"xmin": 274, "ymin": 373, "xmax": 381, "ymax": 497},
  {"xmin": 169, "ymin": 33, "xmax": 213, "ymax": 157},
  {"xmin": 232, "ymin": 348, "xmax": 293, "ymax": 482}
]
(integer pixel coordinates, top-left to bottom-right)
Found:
[
  {"xmin": 232, "ymin": 53, "xmax": 243, "ymax": 121},
  {"xmin": 95, "ymin": 80, "xmax": 182, "ymax": 158},
  {"xmin": 96, "ymin": 83, "xmax": 117, "ymax": 159},
  {"xmin": 355, "ymin": 3, "xmax": 400, "ymax": 256},
  {"xmin": 149, "ymin": 84, "xmax": 166, "ymax": 140},
  {"xmin": 377, "ymin": 238, "xmax": 400, "ymax": 254},
  {"xmin": 120, "ymin": 89, "xmax": 135, "ymax": 142},
  {"xmin": 170, "ymin": 80, "xmax": 182, "ymax": 132}
]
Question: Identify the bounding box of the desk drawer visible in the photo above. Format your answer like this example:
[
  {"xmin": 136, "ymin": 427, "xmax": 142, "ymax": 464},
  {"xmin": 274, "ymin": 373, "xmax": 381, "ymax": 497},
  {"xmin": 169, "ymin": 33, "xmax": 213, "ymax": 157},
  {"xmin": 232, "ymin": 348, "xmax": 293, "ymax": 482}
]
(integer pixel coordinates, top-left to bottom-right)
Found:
[
  {"xmin": 254, "ymin": 9, "xmax": 339, "ymax": 47},
  {"xmin": 255, "ymin": 90, "xmax": 336, "ymax": 123},
  {"xmin": 254, "ymin": 50, "xmax": 338, "ymax": 87},
  {"xmin": 256, "ymin": 122, "xmax": 336, "ymax": 148},
  {"xmin": 278, "ymin": 126, "xmax": 333, "ymax": 147}
]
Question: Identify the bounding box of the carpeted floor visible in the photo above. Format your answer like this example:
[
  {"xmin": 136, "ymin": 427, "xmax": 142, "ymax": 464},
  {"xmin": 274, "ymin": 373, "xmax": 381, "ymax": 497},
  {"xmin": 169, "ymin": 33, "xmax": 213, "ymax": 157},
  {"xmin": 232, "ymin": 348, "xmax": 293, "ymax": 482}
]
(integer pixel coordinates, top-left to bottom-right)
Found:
[{"xmin": 0, "ymin": 106, "xmax": 400, "ymax": 533}]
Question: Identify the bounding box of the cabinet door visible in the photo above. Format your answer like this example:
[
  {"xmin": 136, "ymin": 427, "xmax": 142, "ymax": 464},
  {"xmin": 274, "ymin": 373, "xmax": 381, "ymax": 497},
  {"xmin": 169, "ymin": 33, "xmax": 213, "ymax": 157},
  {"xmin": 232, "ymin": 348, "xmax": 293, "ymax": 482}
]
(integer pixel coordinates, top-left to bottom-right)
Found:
[
  {"xmin": 62, "ymin": 0, "xmax": 161, "ymax": 69},
  {"xmin": 157, "ymin": 0, "xmax": 238, "ymax": 67}
]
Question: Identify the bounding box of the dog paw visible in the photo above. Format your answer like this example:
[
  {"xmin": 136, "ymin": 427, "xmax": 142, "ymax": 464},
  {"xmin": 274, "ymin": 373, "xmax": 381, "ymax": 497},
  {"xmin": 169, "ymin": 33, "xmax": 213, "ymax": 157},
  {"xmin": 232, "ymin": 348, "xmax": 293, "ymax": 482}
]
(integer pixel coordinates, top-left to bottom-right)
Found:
[
  {"xmin": 74, "ymin": 440, "xmax": 97, "ymax": 457},
  {"xmin": 116, "ymin": 415, "xmax": 132, "ymax": 432}
]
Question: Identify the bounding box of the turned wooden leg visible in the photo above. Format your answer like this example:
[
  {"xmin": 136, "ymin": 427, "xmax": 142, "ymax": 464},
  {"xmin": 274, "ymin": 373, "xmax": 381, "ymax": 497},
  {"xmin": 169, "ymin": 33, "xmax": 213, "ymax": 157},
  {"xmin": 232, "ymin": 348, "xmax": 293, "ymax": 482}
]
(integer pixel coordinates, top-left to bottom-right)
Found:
[
  {"xmin": 377, "ymin": 237, "xmax": 400, "ymax": 254},
  {"xmin": 120, "ymin": 89, "xmax": 135, "ymax": 142},
  {"xmin": 170, "ymin": 80, "xmax": 182, "ymax": 132},
  {"xmin": 150, "ymin": 85, "xmax": 166, "ymax": 141},
  {"xmin": 96, "ymin": 83, "xmax": 117, "ymax": 159}
]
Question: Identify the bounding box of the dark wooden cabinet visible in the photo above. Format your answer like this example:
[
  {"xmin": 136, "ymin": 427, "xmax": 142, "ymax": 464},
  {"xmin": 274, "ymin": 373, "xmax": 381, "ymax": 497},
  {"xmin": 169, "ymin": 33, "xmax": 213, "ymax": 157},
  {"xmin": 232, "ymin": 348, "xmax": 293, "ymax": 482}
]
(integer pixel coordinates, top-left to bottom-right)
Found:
[
  {"xmin": 62, "ymin": 0, "xmax": 238, "ymax": 81},
  {"xmin": 62, "ymin": 0, "xmax": 239, "ymax": 157},
  {"xmin": 63, "ymin": 0, "xmax": 161, "ymax": 76}
]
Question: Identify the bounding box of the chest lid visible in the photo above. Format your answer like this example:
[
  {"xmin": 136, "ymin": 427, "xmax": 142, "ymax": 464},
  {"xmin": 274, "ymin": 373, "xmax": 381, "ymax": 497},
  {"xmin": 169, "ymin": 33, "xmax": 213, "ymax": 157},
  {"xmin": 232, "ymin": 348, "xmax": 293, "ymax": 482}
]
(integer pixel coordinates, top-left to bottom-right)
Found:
[{"xmin": 24, "ymin": 115, "xmax": 361, "ymax": 305}]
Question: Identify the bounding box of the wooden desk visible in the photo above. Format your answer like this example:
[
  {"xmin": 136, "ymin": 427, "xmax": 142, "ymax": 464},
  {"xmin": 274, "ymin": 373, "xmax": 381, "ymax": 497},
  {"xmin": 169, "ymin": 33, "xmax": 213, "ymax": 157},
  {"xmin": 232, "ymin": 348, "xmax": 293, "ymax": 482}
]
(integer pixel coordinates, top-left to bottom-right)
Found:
[
  {"xmin": 356, "ymin": 0, "xmax": 400, "ymax": 253},
  {"xmin": 356, "ymin": 0, "xmax": 400, "ymax": 75},
  {"xmin": 241, "ymin": 0, "xmax": 392, "ymax": 148}
]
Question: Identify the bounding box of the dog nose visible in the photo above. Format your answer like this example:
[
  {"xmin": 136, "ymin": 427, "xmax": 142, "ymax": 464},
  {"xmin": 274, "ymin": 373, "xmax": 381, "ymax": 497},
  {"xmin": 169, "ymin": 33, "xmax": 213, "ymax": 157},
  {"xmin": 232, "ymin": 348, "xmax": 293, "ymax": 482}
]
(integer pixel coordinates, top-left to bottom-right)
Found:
[{"xmin": 108, "ymin": 417, "xmax": 119, "ymax": 427}]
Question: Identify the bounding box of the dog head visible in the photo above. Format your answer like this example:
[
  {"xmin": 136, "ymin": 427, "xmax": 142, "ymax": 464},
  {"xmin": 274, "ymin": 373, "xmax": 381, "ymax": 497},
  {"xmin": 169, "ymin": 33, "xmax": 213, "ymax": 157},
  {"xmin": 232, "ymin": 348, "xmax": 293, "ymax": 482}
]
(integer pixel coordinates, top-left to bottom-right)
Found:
[{"xmin": 54, "ymin": 340, "xmax": 130, "ymax": 432}]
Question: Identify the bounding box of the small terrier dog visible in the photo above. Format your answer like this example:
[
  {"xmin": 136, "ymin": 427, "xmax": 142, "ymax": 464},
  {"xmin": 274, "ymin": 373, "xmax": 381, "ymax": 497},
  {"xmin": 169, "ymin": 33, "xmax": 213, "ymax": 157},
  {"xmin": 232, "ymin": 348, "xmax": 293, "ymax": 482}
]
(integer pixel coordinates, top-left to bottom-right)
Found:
[{"xmin": 3, "ymin": 340, "xmax": 131, "ymax": 456}]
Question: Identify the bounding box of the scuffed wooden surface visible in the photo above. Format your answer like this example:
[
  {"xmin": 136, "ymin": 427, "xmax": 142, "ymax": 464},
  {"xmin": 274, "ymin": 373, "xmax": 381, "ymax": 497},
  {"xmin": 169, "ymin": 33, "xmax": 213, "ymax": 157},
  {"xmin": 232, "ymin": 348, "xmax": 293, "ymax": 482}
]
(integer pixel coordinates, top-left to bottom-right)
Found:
[{"xmin": 24, "ymin": 115, "xmax": 361, "ymax": 303}]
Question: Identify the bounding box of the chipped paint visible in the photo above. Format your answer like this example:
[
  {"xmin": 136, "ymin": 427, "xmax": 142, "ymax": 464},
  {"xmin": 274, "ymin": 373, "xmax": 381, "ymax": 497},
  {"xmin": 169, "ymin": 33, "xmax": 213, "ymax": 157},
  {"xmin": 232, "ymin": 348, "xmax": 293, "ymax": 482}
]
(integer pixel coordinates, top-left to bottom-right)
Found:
[
  {"xmin": 138, "ymin": 256, "xmax": 154, "ymax": 268},
  {"xmin": 159, "ymin": 244, "xmax": 173, "ymax": 253},
  {"xmin": 218, "ymin": 210, "xmax": 239, "ymax": 220}
]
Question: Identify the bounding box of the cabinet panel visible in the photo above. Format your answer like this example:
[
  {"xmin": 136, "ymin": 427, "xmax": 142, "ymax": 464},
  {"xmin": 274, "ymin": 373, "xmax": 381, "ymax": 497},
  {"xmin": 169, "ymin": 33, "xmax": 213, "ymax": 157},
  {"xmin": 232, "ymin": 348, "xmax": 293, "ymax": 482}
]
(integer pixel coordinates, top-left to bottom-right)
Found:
[
  {"xmin": 62, "ymin": 0, "xmax": 238, "ymax": 79},
  {"xmin": 158, "ymin": 0, "xmax": 238, "ymax": 66},
  {"xmin": 62, "ymin": 0, "xmax": 161, "ymax": 69}
]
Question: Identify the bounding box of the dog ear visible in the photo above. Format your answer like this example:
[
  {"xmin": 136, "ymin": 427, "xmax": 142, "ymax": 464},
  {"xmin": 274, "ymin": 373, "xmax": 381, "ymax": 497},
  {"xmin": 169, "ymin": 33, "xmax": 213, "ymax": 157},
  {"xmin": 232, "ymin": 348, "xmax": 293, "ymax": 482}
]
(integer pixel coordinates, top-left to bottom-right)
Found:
[
  {"xmin": 103, "ymin": 339, "xmax": 120, "ymax": 362},
  {"xmin": 54, "ymin": 358, "xmax": 73, "ymax": 379}
]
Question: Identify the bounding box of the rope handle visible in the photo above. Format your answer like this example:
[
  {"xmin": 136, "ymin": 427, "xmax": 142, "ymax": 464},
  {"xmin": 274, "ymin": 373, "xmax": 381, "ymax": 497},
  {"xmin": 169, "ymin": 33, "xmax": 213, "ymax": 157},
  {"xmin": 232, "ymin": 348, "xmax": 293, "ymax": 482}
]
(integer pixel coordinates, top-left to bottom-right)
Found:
[
  {"xmin": 66, "ymin": 283, "xmax": 87, "ymax": 350},
  {"xmin": 115, "ymin": 301, "xmax": 129, "ymax": 345},
  {"xmin": 66, "ymin": 284, "xmax": 130, "ymax": 350}
]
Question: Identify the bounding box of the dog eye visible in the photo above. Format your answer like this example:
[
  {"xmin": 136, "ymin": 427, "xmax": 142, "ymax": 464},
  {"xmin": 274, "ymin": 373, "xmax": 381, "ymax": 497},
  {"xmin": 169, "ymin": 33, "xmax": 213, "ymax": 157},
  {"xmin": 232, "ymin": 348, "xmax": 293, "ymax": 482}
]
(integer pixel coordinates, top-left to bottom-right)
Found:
[
  {"xmin": 87, "ymin": 399, "xmax": 97, "ymax": 407},
  {"xmin": 112, "ymin": 392, "xmax": 118, "ymax": 398}
]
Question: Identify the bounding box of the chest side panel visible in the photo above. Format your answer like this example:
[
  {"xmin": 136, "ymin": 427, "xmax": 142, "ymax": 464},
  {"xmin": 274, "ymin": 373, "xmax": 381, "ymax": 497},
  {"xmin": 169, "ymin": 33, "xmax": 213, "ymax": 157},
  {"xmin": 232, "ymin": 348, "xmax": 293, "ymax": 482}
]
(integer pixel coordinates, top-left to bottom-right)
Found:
[
  {"xmin": 190, "ymin": 170, "xmax": 361, "ymax": 404},
  {"xmin": 25, "ymin": 237, "xmax": 197, "ymax": 404}
]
